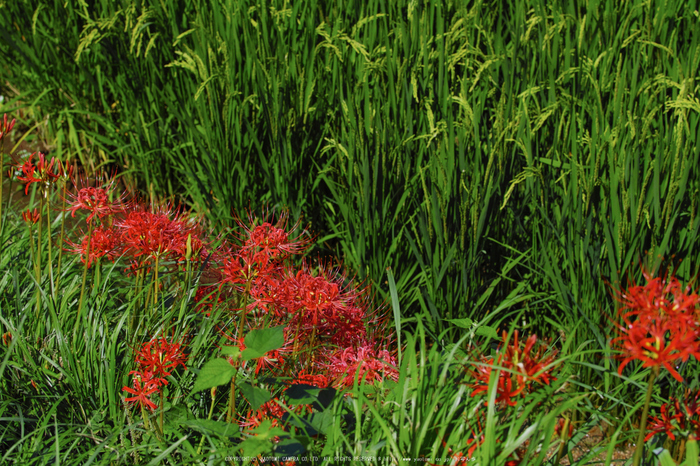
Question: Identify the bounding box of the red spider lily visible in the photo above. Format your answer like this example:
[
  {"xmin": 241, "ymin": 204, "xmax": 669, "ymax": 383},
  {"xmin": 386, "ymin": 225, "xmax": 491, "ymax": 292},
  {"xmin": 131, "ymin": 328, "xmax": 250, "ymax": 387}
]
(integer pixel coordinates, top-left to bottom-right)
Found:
[
  {"xmin": 0, "ymin": 114, "xmax": 16, "ymax": 139},
  {"xmin": 611, "ymin": 268, "xmax": 700, "ymax": 382},
  {"xmin": 122, "ymin": 375, "xmax": 159, "ymax": 411},
  {"xmin": 554, "ymin": 417, "xmax": 575, "ymax": 439},
  {"xmin": 63, "ymin": 174, "xmax": 130, "ymax": 223},
  {"xmin": 239, "ymin": 406, "xmax": 282, "ymax": 431},
  {"xmin": 278, "ymin": 264, "xmax": 362, "ymax": 333},
  {"xmin": 646, "ymin": 400, "xmax": 683, "ymax": 441},
  {"xmin": 468, "ymin": 331, "xmax": 558, "ymax": 407},
  {"xmin": 323, "ymin": 343, "xmax": 398, "ymax": 388},
  {"xmin": 240, "ymin": 398, "xmax": 313, "ymax": 432},
  {"xmin": 614, "ymin": 317, "xmax": 699, "ymax": 382},
  {"xmin": 501, "ymin": 331, "xmax": 558, "ymax": 386},
  {"xmin": 65, "ymin": 226, "xmax": 121, "ymax": 267},
  {"xmin": 134, "ymin": 337, "xmax": 188, "ymax": 384},
  {"xmin": 646, "ymin": 390, "xmax": 700, "ymax": 442},
  {"xmin": 288, "ymin": 371, "xmax": 330, "ymax": 389},
  {"xmin": 21, "ymin": 208, "xmax": 40, "ymax": 224},
  {"xmin": 470, "ymin": 356, "xmax": 525, "ymax": 406},
  {"xmin": 14, "ymin": 152, "xmax": 61, "ymax": 195},
  {"xmin": 235, "ymin": 209, "xmax": 312, "ymax": 258},
  {"xmin": 327, "ymin": 305, "xmax": 368, "ymax": 348},
  {"xmin": 176, "ymin": 227, "xmax": 210, "ymax": 268},
  {"xmin": 117, "ymin": 203, "xmax": 196, "ymax": 265},
  {"xmin": 613, "ymin": 268, "xmax": 699, "ymax": 321},
  {"xmin": 246, "ymin": 274, "xmax": 284, "ymax": 316},
  {"xmin": 219, "ymin": 250, "xmax": 293, "ymax": 325}
]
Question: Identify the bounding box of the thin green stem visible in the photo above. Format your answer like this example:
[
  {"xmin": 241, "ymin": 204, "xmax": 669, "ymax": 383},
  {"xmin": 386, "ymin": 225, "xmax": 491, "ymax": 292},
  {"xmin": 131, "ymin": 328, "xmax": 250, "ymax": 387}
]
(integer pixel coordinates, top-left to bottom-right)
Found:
[
  {"xmin": 159, "ymin": 390, "xmax": 164, "ymax": 434},
  {"xmin": 227, "ymin": 373, "xmax": 236, "ymax": 423},
  {"xmin": 0, "ymin": 140, "xmax": 4, "ymax": 265},
  {"xmin": 35, "ymin": 196, "xmax": 43, "ymax": 318},
  {"xmin": 56, "ymin": 179, "xmax": 68, "ymax": 290},
  {"xmin": 75, "ymin": 221, "xmax": 94, "ymax": 334},
  {"xmin": 633, "ymin": 366, "xmax": 658, "ymax": 466},
  {"xmin": 197, "ymin": 387, "xmax": 218, "ymax": 455},
  {"xmin": 45, "ymin": 190, "xmax": 55, "ymax": 298},
  {"xmin": 154, "ymin": 253, "xmax": 160, "ymax": 310},
  {"xmin": 140, "ymin": 401, "xmax": 150, "ymax": 431}
]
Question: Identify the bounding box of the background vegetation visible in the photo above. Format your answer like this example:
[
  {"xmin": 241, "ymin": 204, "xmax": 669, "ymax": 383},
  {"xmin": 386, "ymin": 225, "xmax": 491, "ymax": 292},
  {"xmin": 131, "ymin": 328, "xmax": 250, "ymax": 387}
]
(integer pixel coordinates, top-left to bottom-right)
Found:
[{"xmin": 1, "ymin": 0, "xmax": 700, "ymax": 464}]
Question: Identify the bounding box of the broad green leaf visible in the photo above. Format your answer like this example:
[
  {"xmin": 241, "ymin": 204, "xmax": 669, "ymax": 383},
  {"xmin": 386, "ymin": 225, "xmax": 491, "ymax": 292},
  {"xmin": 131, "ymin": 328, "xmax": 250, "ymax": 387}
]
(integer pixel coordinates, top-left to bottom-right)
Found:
[
  {"xmin": 192, "ymin": 359, "xmax": 237, "ymax": 393},
  {"xmin": 221, "ymin": 346, "xmax": 241, "ymax": 359},
  {"xmin": 242, "ymin": 325, "xmax": 285, "ymax": 360},
  {"xmin": 285, "ymin": 385, "xmax": 336, "ymax": 410},
  {"xmin": 238, "ymin": 382, "xmax": 271, "ymax": 411}
]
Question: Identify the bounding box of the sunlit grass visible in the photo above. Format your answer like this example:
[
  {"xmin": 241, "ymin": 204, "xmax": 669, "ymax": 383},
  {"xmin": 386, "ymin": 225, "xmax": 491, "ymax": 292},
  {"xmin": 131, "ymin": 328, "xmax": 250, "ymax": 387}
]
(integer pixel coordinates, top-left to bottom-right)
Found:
[{"xmin": 1, "ymin": 0, "xmax": 700, "ymax": 463}]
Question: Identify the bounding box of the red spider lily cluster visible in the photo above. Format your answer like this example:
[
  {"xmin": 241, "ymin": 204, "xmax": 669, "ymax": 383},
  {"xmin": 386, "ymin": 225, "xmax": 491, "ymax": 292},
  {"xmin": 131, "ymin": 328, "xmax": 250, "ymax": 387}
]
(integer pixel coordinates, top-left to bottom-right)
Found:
[
  {"xmin": 7, "ymin": 152, "xmax": 399, "ymax": 455},
  {"xmin": 123, "ymin": 337, "xmax": 188, "ymax": 412},
  {"xmin": 611, "ymin": 268, "xmax": 700, "ymax": 382},
  {"xmin": 63, "ymin": 173, "xmax": 130, "ymax": 223},
  {"xmin": 323, "ymin": 344, "xmax": 398, "ymax": 388},
  {"xmin": 468, "ymin": 330, "xmax": 558, "ymax": 407},
  {"xmin": 62, "ymin": 188, "xmax": 207, "ymax": 272},
  {"xmin": 14, "ymin": 151, "xmax": 63, "ymax": 195},
  {"xmin": 213, "ymin": 212, "xmax": 398, "ymax": 432},
  {"xmin": 40, "ymin": 169, "xmax": 399, "ymax": 437},
  {"xmin": 645, "ymin": 389, "xmax": 700, "ymax": 442}
]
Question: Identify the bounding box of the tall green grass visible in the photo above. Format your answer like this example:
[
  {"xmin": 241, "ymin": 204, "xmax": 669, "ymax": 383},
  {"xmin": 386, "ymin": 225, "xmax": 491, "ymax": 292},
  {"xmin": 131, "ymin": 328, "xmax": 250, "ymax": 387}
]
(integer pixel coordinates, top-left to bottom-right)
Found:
[
  {"xmin": 2, "ymin": 0, "xmax": 700, "ymax": 459},
  {"xmin": 2, "ymin": 0, "xmax": 697, "ymax": 331}
]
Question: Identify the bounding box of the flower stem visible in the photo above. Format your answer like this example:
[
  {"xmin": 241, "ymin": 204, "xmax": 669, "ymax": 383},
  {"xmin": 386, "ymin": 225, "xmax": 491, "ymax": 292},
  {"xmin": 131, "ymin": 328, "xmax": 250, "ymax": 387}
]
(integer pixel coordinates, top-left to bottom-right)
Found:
[
  {"xmin": 140, "ymin": 401, "xmax": 150, "ymax": 431},
  {"xmin": 632, "ymin": 366, "xmax": 658, "ymax": 466},
  {"xmin": 197, "ymin": 387, "xmax": 217, "ymax": 455},
  {"xmin": 0, "ymin": 143, "xmax": 4, "ymax": 264},
  {"xmin": 56, "ymin": 179, "xmax": 68, "ymax": 290},
  {"xmin": 154, "ymin": 252, "xmax": 160, "ymax": 309},
  {"xmin": 34, "ymin": 196, "xmax": 43, "ymax": 318},
  {"xmin": 75, "ymin": 221, "xmax": 94, "ymax": 334},
  {"xmin": 45, "ymin": 190, "xmax": 55, "ymax": 298},
  {"xmin": 159, "ymin": 390, "xmax": 164, "ymax": 434},
  {"xmin": 227, "ymin": 373, "xmax": 236, "ymax": 423}
]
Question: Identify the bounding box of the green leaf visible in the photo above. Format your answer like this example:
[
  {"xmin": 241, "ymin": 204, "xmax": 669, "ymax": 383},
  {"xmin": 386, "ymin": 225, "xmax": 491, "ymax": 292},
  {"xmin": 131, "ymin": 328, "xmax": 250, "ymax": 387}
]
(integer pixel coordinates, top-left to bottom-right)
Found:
[
  {"xmin": 656, "ymin": 448, "xmax": 678, "ymax": 466},
  {"xmin": 685, "ymin": 437, "xmax": 699, "ymax": 466},
  {"xmin": 238, "ymin": 382, "xmax": 271, "ymax": 411},
  {"xmin": 221, "ymin": 346, "xmax": 241, "ymax": 359},
  {"xmin": 242, "ymin": 325, "xmax": 285, "ymax": 360},
  {"xmin": 237, "ymin": 437, "xmax": 270, "ymax": 462},
  {"xmin": 446, "ymin": 318, "xmax": 498, "ymax": 340},
  {"xmin": 285, "ymin": 385, "xmax": 337, "ymax": 410},
  {"xmin": 309, "ymin": 410, "xmax": 334, "ymax": 435},
  {"xmin": 191, "ymin": 359, "xmax": 237, "ymax": 393},
  {"xmin": 237, "ymin": 420, "xmax": 288, "ymax": 459},
  {"xmin": 447, "ymin": 318, "xmax": 474, "ymax": 328},
  {"xmin": 476, "ymin": 325, "xmax": 499, "ymax": 340},
  {"xmin": 180, "ymin": 419, "xmax": 238, "ymax": 438}
]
